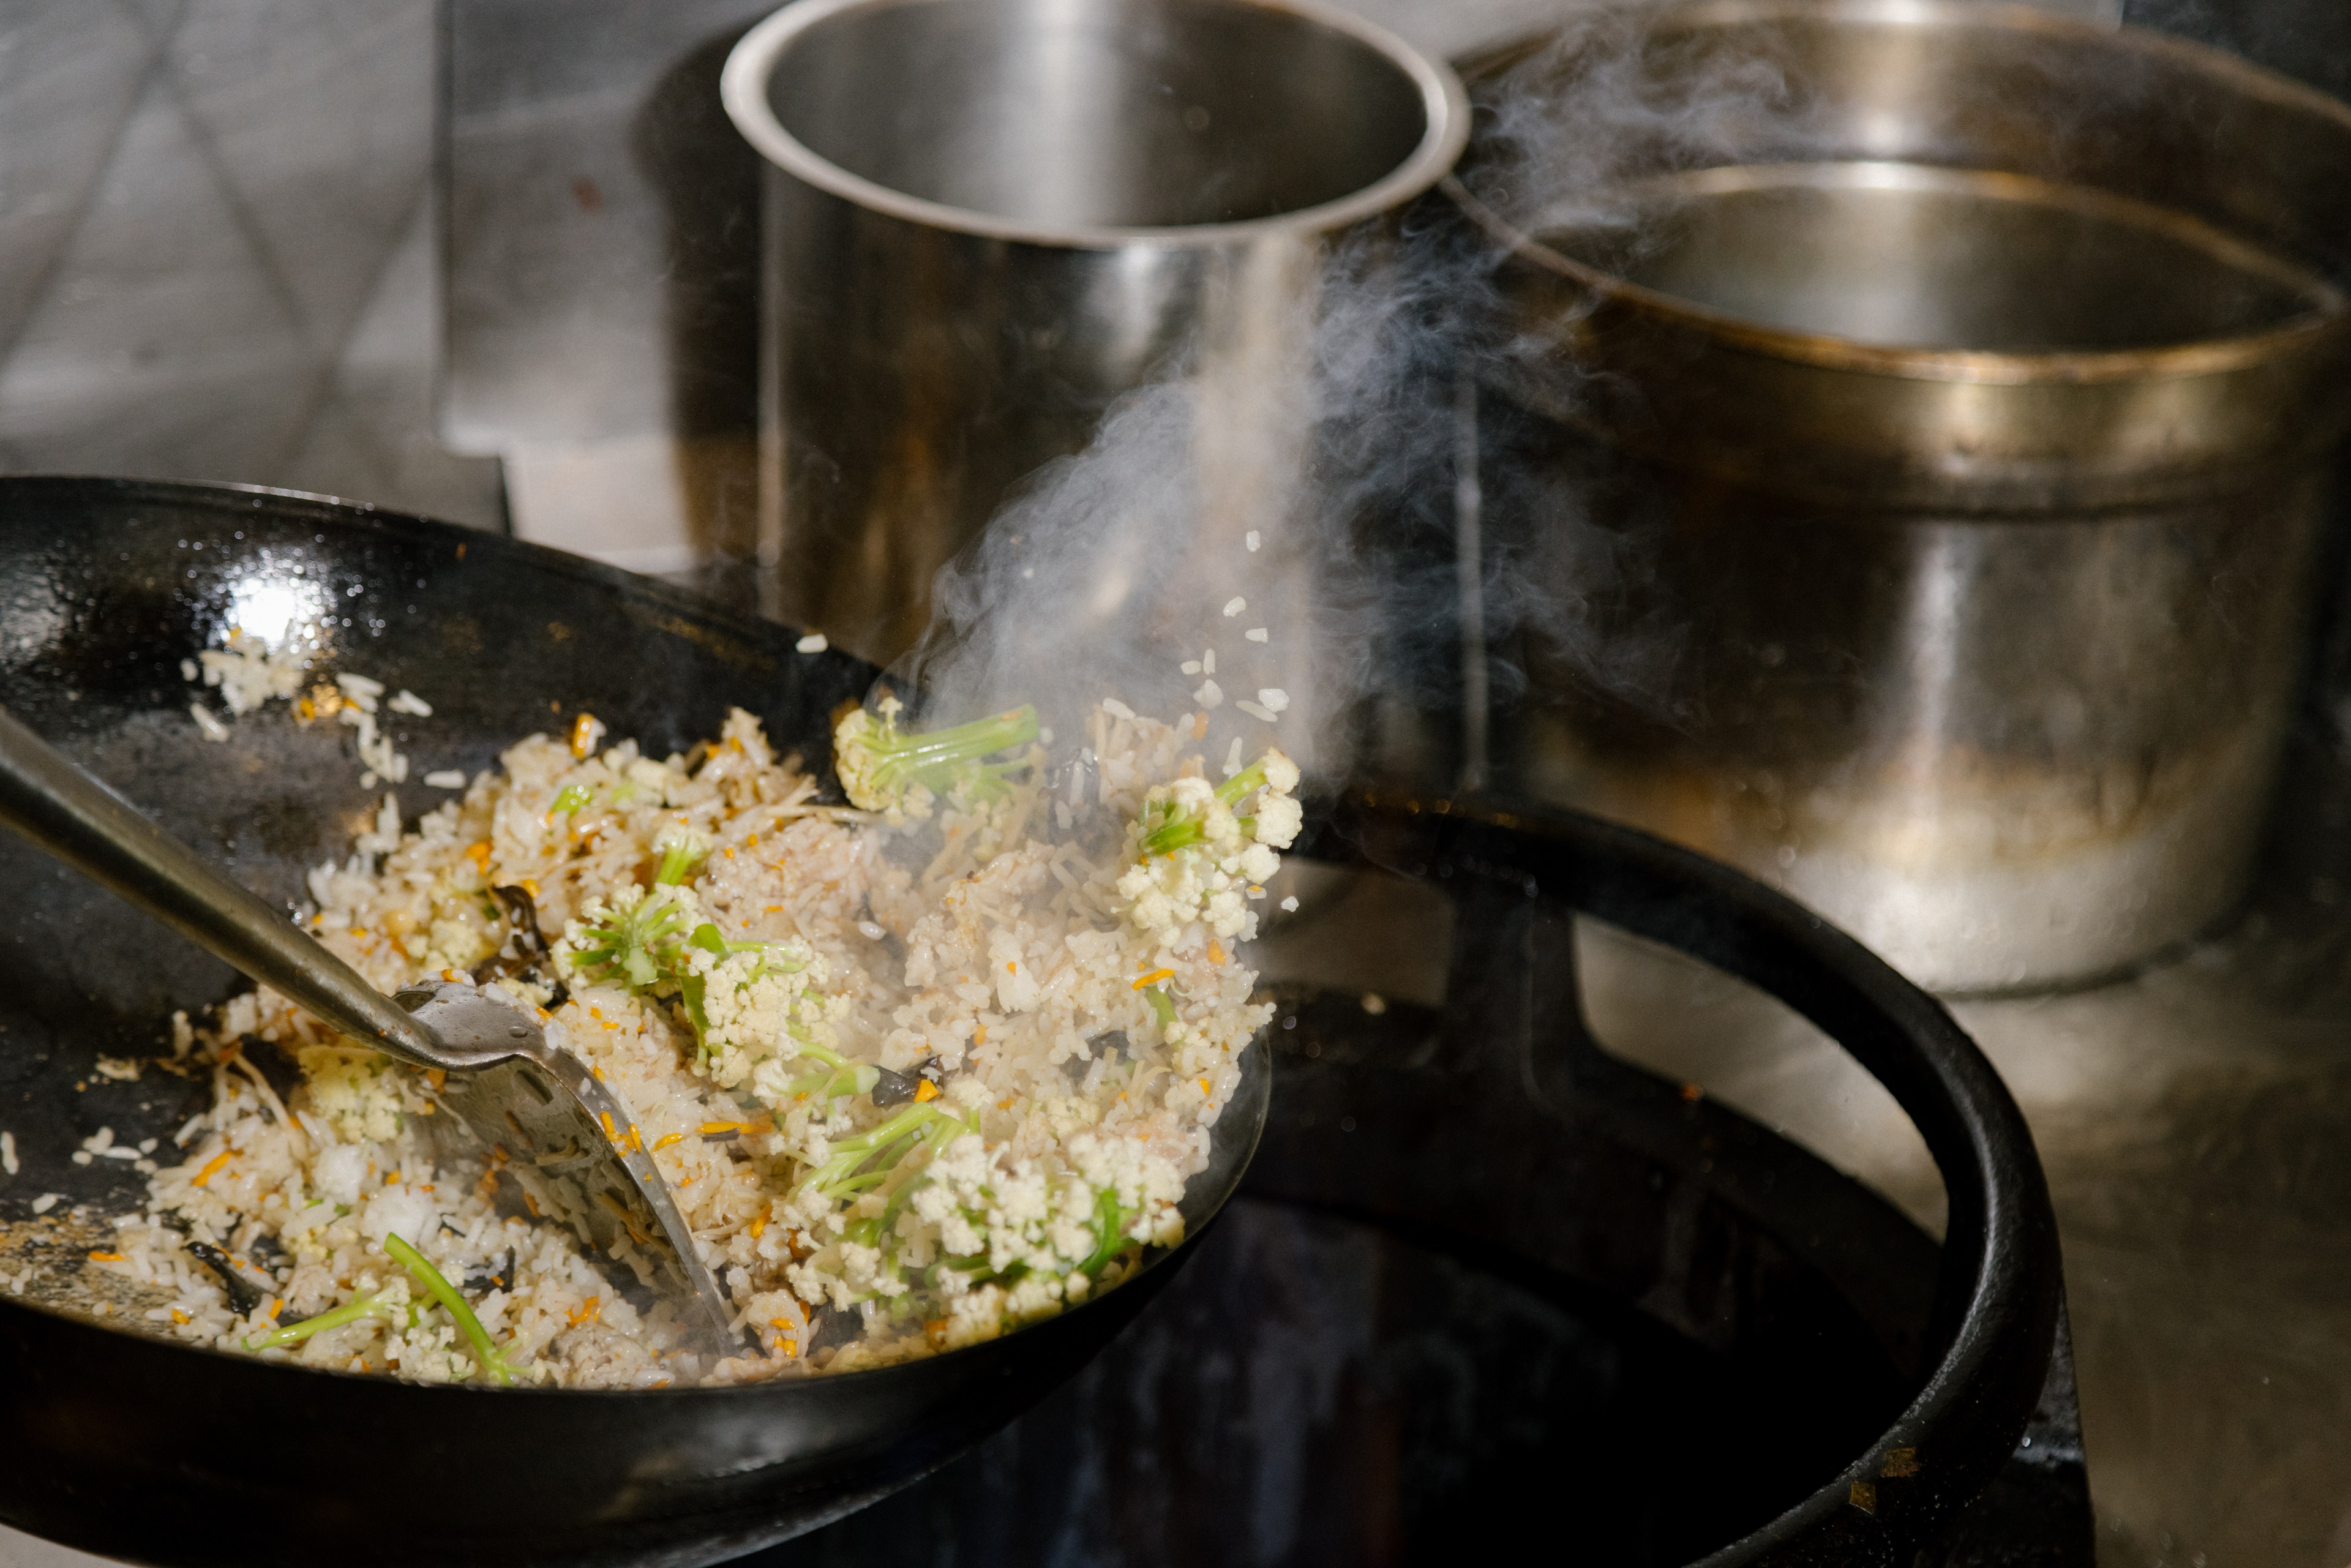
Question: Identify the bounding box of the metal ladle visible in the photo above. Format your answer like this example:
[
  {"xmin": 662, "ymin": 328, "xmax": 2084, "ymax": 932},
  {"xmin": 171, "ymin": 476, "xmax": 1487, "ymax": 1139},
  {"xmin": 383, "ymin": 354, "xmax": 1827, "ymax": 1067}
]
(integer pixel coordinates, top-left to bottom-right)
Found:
[{"xmin": 0, "ymin": 703, "xmax": 737, "ymax": 1349}]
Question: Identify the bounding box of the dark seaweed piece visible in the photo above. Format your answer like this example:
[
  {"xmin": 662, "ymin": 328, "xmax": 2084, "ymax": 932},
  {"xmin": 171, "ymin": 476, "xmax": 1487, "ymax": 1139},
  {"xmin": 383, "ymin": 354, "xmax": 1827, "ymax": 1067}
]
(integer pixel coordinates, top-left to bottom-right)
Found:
[
  {"xmin": 247, "ymin": 1232, "xmax": 287, "ymax": 1270},
  {"xmin": 472, "ymin": 884, "xmax": 570, "ymax": 1007},
  {"xmin": 184, "ymin": 1239, "xmax": 263, "ymax": 1314},
  {"xmin": 232, "ymin": 1033, "xmax": 306, "ymax": 1106},
  {"xmin": 871, "ymin": 1057, "xmax": 943, "ymax": 1108},
  {"xmin": 1063, "ymin": 1029, "xmax": 1129, "ymax": 1084},
  {"xmin": 804, "ymin": 1307, "xmax": 861, "ymax": 1356},
  {"xmin": 856, "ymin": 899, "xmax": 907, "ymax": 966},
  {"xmin": 465, "ymin": 1247, "xmax": 518, "ymax": 1292}
]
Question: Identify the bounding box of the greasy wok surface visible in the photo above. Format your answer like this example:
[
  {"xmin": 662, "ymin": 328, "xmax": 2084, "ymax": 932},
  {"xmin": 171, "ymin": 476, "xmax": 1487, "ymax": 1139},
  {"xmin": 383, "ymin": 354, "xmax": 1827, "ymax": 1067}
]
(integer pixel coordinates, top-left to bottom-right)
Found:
[{"xmin": 0, "ymin": 477, "xmax": 1265, "ymax": 1568}]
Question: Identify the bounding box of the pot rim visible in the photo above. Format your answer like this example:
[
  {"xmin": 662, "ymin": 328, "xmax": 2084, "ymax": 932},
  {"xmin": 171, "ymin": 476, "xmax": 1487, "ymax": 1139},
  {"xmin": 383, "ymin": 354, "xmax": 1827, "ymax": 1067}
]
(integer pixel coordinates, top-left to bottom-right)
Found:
[
  {"xmin": 1452, "ymin": 0, "xmax": 2351, "ymax": 387},
  {"xmin": 721, "ymin": 0, "xmax": 1471, "ymax": 250}
]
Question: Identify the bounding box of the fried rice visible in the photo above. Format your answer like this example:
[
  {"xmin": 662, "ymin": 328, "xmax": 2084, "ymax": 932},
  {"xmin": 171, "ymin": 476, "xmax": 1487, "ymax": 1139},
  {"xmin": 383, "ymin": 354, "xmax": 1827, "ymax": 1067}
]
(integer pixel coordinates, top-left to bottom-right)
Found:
[{"xmin": 81, "ymin": 700, "xmax": 1296, "ymax": 1387}]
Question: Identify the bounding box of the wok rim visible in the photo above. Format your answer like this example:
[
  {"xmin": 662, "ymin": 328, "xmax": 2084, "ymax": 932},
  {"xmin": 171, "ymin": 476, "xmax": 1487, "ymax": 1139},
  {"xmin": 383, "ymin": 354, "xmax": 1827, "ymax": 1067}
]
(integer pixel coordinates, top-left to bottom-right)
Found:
[
  {"xmin": 1316, "ymin": 787, "xmax": 2063, "ymax": 1563},
  {"xmin": 1447, "ymin": 0, "xmax": 2351, "ymax": 389}
]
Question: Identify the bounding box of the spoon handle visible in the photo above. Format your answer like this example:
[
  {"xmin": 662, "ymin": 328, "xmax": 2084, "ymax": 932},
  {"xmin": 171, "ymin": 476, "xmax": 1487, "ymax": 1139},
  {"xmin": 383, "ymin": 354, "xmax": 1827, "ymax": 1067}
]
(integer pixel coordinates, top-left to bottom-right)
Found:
[{"xmin": 0, "ymin": 703, "xmax": 460, "ymax": 1071}]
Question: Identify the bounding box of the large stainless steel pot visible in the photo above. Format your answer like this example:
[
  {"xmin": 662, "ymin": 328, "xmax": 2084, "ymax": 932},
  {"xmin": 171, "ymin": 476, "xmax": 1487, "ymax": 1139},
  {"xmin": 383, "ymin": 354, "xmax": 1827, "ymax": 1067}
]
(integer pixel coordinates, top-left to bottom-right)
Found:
[
  {"xmin": 722, "ymin": 0, "xmax": 1468, "ymax": 667},
  {"xmin": 1452, "ymin": 0, "xmax": 2351, "ymax": 991}
]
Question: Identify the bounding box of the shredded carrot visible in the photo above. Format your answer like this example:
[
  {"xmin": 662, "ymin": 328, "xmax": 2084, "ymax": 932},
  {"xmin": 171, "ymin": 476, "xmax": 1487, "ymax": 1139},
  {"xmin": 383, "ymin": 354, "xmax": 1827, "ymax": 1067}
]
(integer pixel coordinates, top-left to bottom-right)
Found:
[
  {"xmin": 86, "ymin": 1250, "xmax": 124, "ymax": 1262},
  {"xmin": 1208, "ymin": 940, "xmax": 1225, "ymax": 965},
  {"xmin": 749, "ymin": 1214, "xmax": 768, "ymax": 1239},
  {"xmin": 264, "ymin": 1297, "xmax": 282, "ymax": 1322},
  {"xmin": 765, "ymin": 904, "xmax": 783, "ymax": 913},
  {"xmin": 781, "ymin": 1338, "xmax": 798, "ymax": 1357},
  {"xmin": 914, "ymin": 1079, "xmax": 940, "ymax": 1103},
  {"xmin": 191, "ymin": 1149, "xmax": 233, "ymax": 1187},
  {"xmin": 998, "ymin": 1097, "xmax": 1014, "ymax": 1110},
  {"xmin": 520, "ymin": 877, "xmax": 539, "ymax": 898},
  {"xmin": 1198, "ymin": 1078, "xmax": 1211, "ymax": 1095},
  {"xmin": 654, "ymin": 1132, "xmax": 684, "ymax": 1150},
  {"xmin": 974, "ymin": 1025, "xmax": 988, "ymax": 1045},
  {"xmin": 425, "ymin": 1068, "xmax": 446, "ymax": 1092},
  {"xmin": 626, "ymin": 1123, "xmax": 643, "ymax": 1153},
  {"xmin": 599, "ymin": 1111, "xmax": 618, "ymax": 1142},
  {"xmin": 569, "ymin": 713, "xmax": 599, "ymax": 759},
  {"xmin": 383, "ymin": 1171, "xmax": 401, "ymax": 1185},
  {"xmin": 464, "ymin": 841, "xmax": 492, "ymax": 871},
  {"xmin": 1131, "ymin": 968, "xmax": 1174, "ymax": 989},
  {"xmin": 699, "ymin": 1120, "xmax": 750, "ymax": 1136},
  {"xmin": 1006, "ymin": 961, "xmax": 1017, "ymax": 974},
  {"xmin": 170, "ymin": 1308, "xmax": 190, "ymax": 1326},
  {"xmin": 523, "ymin": 1191, "xmax": 543, "ymax": 1217},
  {"xmin": 568, "ymin": 1296, "xmax": 601, "ymax": 1327}
]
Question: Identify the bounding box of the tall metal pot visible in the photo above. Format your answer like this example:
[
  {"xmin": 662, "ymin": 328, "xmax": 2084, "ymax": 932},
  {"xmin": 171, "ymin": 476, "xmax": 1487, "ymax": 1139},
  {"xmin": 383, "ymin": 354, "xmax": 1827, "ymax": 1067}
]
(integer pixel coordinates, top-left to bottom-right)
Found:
[
  {"xmin": 1452, "ymin": 0, "xmax": 2351, "ymax": 991},
  {"xmin": 722, "ymin": 0, "xmax": 1467, "ymax": 668}
]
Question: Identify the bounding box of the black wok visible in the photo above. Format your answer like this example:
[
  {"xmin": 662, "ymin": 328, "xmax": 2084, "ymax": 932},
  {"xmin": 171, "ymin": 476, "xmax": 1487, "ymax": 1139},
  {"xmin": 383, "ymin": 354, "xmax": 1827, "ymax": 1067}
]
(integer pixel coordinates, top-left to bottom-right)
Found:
[
  {"xmin": 0, "ymin": 477, "xmax": 2065, "ymax": 1566},
  {"xmin": 0, "ymin": 478, "xmax": 1265, "ymax": 1567}
]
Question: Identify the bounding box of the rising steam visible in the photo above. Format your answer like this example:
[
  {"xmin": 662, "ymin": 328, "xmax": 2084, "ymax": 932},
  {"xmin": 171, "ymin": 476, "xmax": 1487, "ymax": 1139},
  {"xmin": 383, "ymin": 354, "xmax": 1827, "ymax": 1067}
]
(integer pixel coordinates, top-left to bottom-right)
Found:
[{"xmin": 880, "ymin": 4, "xmax": 1832, "ymax": 788}]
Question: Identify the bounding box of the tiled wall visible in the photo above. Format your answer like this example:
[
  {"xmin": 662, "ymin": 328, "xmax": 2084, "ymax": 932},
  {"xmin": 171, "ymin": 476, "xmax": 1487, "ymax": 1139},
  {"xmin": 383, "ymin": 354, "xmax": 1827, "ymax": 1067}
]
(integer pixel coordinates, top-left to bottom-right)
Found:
[{"xmin": 0, "ymin": 0, "xmax": 503, "ymax": 528}]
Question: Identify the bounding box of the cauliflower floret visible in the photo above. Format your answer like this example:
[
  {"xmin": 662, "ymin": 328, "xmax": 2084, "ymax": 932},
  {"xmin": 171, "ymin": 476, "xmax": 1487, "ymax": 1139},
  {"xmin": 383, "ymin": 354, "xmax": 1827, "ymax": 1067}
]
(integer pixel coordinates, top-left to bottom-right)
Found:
[{"xmin": 298, "ymin": 1048, "xmax": 404, "ymax": 1143}]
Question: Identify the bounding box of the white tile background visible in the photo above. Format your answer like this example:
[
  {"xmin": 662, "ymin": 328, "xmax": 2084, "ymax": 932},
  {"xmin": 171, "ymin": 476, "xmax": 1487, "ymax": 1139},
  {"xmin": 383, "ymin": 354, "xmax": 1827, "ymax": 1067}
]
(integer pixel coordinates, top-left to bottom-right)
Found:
[{"xmin": 0, "ymin": 0, "xmax": 505, "ymax": 530}]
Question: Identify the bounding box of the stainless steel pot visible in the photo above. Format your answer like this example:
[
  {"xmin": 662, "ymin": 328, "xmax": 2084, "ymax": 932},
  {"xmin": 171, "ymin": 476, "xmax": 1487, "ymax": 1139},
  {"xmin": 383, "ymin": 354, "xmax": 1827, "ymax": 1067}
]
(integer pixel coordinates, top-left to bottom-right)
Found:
[
  {"xmin": 1452, "ymin": 0, "xmax": 2351, "ymax": 991},
  {"xmin": 722, "ymin": 0, "xmax": 1467, "ymax": 667}
]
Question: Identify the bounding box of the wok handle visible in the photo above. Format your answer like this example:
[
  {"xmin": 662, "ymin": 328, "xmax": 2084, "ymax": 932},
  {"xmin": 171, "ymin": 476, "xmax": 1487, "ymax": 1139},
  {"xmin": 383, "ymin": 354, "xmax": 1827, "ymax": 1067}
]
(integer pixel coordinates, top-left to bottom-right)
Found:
[{"xmin": 0, "ymin": 703, "xmax": 465, "ymax": 1071}]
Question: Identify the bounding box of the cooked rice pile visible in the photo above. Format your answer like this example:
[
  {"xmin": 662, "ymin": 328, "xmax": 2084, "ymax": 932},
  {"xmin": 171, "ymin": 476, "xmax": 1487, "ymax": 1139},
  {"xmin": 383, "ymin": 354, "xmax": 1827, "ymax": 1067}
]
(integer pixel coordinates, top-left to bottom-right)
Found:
[{"xmin": 89, "ymin": 703, "xmax": 1294, "ymax": 1387}]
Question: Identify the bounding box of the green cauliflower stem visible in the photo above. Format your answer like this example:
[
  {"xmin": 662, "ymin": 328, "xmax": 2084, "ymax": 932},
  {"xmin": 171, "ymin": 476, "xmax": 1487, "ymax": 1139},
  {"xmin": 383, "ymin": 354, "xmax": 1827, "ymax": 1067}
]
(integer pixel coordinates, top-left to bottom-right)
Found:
[{"xmin": 833, "ymin": 701, "xmax": 1040, "ymax": 817}]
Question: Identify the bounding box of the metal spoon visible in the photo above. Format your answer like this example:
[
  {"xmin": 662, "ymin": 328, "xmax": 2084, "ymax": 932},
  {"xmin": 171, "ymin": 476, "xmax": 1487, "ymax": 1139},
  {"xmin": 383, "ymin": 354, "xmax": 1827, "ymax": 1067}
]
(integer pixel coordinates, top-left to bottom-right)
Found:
[{"xmin": 0, "ymin": 703, "xmax": 737, "ymax": 1349}]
